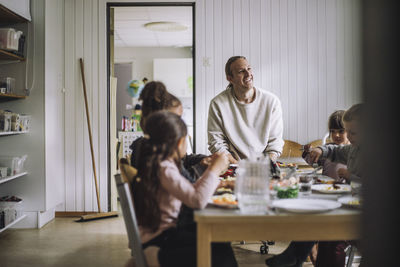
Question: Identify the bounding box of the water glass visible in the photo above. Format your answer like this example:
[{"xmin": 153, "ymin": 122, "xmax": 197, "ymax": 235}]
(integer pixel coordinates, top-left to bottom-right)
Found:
[
  {"xmin": 235, "ymin": 156, "xmax": 270, "ymax": 214},
  {"xmin": 298, "ymin": 174, "xmax": 313, "ymax": 197}
]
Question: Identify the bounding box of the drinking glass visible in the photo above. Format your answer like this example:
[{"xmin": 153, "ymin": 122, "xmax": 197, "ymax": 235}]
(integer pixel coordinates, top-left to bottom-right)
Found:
[
  {"xmin": 298, "ymin": 174, "xmax": 313, "ymax": 197},
  {"xmin": 235, "ymin": 156, "xmax": 270, "ymax": 214}
]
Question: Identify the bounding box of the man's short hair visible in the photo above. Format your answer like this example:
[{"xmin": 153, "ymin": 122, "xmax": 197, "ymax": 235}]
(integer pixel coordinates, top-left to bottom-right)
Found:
[{"xmin": 225, "ymin": 56, "xmax": 247, "ymax": 77}]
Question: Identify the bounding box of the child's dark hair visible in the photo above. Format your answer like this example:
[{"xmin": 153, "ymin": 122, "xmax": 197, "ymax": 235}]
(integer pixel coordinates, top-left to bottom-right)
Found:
[
  {"xmin": 328, "ymin": 110, "xmax": 346, "ymax": 130},
  {"xmin": 139, "ymin": 81, "xmax": 181, "ymax": 131},
  {"xmin": 169, "ymin": 93, "xmax": 182, "ymax": 110},
  {"xmin": 132, "ymin": 111, "xmax": 187, "ymax": 232}
]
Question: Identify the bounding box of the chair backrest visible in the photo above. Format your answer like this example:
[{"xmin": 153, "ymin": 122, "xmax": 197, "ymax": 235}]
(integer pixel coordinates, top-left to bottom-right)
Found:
[
  {"xmin": 308, "ymin": 139, "xmax": 323, "ymax": 148},
  {"xmin": 115, "ymin": 164, "xmax": 148, "ymax": 267},
  {"xmin": 280, "ymin": 140, "xmax": 303, "ymax": 158},
  {"xmin": 322, "ymin": 132, "xmax": 330, "ymax": 145}
]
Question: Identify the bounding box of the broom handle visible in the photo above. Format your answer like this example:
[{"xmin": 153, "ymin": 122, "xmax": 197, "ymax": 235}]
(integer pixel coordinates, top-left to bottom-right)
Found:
[{"xmin": 79, "ymin": 58, "xmax": 101, "ymax": 213}]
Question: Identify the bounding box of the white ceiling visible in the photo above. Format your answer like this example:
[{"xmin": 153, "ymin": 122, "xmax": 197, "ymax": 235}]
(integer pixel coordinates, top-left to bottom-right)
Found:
[{"xmin": 114, "ymin": 6, "xmax": 193, "ymax": 48}]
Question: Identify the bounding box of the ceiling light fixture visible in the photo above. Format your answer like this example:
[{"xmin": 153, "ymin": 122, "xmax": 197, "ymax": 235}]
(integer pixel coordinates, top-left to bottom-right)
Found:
[{"xmin": 144, "ymin": 21, "xmax": 188, "ymax": 32}]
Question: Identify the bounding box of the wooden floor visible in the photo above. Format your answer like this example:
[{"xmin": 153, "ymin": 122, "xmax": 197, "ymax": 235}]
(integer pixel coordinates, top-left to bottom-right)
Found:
[{"xmin": 0, "ymin": 211, "xmax": 360, "ymax": 267}]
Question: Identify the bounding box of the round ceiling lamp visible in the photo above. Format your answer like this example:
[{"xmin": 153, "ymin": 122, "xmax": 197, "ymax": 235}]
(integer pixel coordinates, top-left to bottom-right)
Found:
[{"xmin": 144, "ymin": 21, "xmax": 188, "ymax": 32}]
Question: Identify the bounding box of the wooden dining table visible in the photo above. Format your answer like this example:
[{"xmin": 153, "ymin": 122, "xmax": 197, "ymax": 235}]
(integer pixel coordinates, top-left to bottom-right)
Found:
[{"xmin": 194, "ymin": 196, "xmax": 361, "ymax": 267}]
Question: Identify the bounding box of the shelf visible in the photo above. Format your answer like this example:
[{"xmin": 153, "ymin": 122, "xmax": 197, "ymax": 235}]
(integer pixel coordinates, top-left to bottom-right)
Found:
[
  {"xmin": 0, "ymin": 131, "xmax": 28, "ymax": 136},
  {"xmin": 0, "ymin": 4, "xmax": 30, "ymax": 24},
  {"xmin": 0, "ymin": 49, "xmax": 25, "ymax": 62},
  {"xmin": 0, "ymin": 93, "xmax": 27, "ymax": 101},
  {"xmin": 0, "ymin": 214, "xmax": 27, "ymax": 233},
  {"xmin": 0, "ymin": 172, "xmax": 28, "ymax": 185}
]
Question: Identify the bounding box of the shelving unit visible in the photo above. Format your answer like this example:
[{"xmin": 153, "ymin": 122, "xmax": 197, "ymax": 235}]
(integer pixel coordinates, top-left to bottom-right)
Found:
[
  {"xmin": 0, "ymin": 5, "xmax": 29, "ymax": 24},
  {"xmin": 0, "ymin": 172, "xmax": 28, "ymax": 185},
  {"xmin": 0, "ymin": 49, "xmax": 25, "ymax": 61},
  {"xmin": 0, "ymin": 214, "xmax": 26, "ymax": 233},
  {"xmin": 0, "ymin": 93, "xmax": 26, "ymax": 101},
  {"xmin": 0, "ymin": 131, "xmax": 28, "ymax": 136},
  {"xmin": 0, "ymin": 4, "xmax": 30, "ymax": 231}
]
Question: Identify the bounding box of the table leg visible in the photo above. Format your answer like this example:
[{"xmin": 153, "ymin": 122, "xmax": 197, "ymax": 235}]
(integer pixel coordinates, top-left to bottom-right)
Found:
[{"xmin": 197, "ymin": 223, "xmax": 212, "ymax": 267}]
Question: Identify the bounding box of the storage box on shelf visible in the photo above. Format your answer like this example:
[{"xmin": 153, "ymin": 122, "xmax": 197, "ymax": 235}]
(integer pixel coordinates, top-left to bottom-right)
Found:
[
  {"xmin": 0, "ymin": 109, "xmax": 31, "ymax": 134},
  {"xmin": 0, "ymin": 195, "xmax": 24, "ymax": 231}
]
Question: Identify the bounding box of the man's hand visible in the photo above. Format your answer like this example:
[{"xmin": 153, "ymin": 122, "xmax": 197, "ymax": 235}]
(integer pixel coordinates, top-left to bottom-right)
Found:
[
  {"xmin": 227, "ymin": 153, "xmax": 238, "ymax": 164},
  {"xmin": 268, "ymin": 153, "xmax": 278, "ymax": 162}
]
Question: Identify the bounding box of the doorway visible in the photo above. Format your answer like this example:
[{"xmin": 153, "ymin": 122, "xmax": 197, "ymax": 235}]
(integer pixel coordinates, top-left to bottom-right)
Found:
[{"xmin": 107, "ymin": 3, "xmax": 195, "ymax": 211}]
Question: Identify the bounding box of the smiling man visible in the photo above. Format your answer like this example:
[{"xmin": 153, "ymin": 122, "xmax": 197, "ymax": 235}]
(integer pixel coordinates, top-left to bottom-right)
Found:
[{"xmin": 207, "ymin": 56, "xmax": 284, "ymax": 162}]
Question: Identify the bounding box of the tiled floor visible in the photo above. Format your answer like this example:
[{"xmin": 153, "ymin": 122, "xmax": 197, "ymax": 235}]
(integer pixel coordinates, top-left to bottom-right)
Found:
[{"xmin": 0, "ymin": 212, "xmax": 360, "ymax": 267}]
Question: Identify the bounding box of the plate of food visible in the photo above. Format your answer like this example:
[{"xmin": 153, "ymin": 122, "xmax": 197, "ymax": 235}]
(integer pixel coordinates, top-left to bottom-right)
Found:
[
  {"xmin": 220, "ymin": 166, "xmax": 237, "ymax": 178},
  {"xmin": 311, "ymin": 184, "xmax": 352, "ymax": 194},
  {"xmin": 276, "ymin": 161, "xmax": 297, "ymax": 168},
  {"xmin": 272, "ymin": 198, "xmax": 341, "ymax": 213},
  {"xmin": 210, "ymin": 193, "xmax": 238, "ymax": 209},
  {"xmin": 311, "ymin": 175, "xmax": 336, "ymax": 184},
  {"xmin": 338, "ymin": 196, "xmax": 361, "ymax": 208}
]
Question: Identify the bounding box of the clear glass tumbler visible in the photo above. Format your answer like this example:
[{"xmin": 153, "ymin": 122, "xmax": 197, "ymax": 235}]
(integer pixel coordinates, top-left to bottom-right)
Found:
[
  {"xmin": 298, "ymin": 174, "xmax": 313, "ymax": 197},
  {"xmin": 235, "ymin": 156, "xmax": 270, "ymax": 214}
]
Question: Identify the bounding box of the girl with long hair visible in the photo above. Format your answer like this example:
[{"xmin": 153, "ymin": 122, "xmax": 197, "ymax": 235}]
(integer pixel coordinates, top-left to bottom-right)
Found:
[{"xmin": 132, "ymin": 111, "xmax": 237, "ymax": 267}]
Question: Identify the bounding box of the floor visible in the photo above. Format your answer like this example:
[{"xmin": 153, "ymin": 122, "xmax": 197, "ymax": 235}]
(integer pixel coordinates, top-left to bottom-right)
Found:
[{"xmin": 0, "ymin": 211, "xmax": 360, "ymax": 267}]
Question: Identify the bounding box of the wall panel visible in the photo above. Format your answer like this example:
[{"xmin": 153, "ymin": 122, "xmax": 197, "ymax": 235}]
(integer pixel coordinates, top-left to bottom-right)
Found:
[
  {"xmin": 195, "ymin": 0, "xmax": 362, "ymax": 154},
  {"xmin": 61, "ymin": 0, "xmax": 361, "ymax": 210}
]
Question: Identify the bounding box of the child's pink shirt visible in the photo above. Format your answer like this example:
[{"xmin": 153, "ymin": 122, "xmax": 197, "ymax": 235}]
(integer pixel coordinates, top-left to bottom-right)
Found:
[{"xmin": 140, "ymin": 159, "xmax": 219, "ymax": 243}]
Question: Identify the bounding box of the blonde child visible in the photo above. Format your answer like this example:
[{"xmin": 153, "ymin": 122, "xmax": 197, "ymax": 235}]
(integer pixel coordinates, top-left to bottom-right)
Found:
[
  {"xmin": 304, "ymin": 110, "xmax": 350, "ymax": 180},
  {"xmin": 132, "ymin": 111, "xmax": 237, "ymax": 267},
  {"xmin": 309, "ymin": 104, "xmax": 363, "ymax": 183},
  {"xmin": 266, "ymin": 104, "xmax": 363, "ymax": 267},
  {"xmin": 305, "ymin": 110, "xmax": 351, "ymax": 267}
]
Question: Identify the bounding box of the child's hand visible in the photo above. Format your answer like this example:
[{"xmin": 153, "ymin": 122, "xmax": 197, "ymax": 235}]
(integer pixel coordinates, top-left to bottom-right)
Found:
[
  {"xmin": 302, "ymin": 144, "xmax": 312, "ymax": 158},
  {"xmin": 227, "ymin": 153, "xmax": 238, "ymax": 164},
  {"xmin": 309, "ymin": 148, "xmax": 323, "ymax": 163},
  {"xmin": 337, "ymin": 168, "xmax": 350, "ymax": 180},
  {"xmin": 208, "ymin": 152, "xmax": 229, "ymax": 175}
]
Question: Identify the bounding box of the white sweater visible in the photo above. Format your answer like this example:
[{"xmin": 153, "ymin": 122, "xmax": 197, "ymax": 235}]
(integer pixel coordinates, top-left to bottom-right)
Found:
[{"xmin": 207, "ymin": 87, "xmax": 284, "ymax": 160}]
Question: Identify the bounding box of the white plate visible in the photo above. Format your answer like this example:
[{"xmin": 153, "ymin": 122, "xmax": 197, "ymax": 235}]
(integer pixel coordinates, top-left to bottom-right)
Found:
[
  {"xmin": 311, "ymin": 175, "xmax": 335, "ymax": 184},
  {"xmin": 209, "ymin": 194, "xmax": 238, "ymax": 209},
  {"xmin": 272, "ymin": 198, "xmax": 341, "ymax": 213},
  {"xmin": 338, "ymin": 196, "xmax": 361, "ymax": 208},
  {"xmin": 311, "ymin": 184, "xmax": 352, "ymax": 194}
]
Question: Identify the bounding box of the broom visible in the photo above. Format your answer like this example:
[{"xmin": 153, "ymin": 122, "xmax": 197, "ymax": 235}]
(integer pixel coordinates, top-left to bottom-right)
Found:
[{"xmin": 76, "ymin": 58, "xmax": 118, "ymax": 222}]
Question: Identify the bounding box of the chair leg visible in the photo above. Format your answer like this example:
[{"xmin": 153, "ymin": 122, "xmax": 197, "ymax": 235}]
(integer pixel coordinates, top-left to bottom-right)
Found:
[{"xmin": 346, "ymin": 245, "xmax": 357, "ymax": 267}]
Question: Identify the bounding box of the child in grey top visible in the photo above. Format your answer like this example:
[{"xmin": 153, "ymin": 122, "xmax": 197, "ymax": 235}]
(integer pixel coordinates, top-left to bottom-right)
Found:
[{"xmin": 308, "ymin": 103, "xmax": 364, "ymax": 183}]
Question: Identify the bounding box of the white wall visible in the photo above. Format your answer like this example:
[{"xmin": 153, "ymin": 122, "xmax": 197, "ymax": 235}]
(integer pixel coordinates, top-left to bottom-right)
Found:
[
  {"xmin": 60, "ymin": 0, "xmax": 361, "ymax": 211},
  {"xmin": 195, "ymin": 0, "xmax": 362, "ymax": 154},
  {"xmin": 115, "ymin": 46, "xmax": 192, "ymax": 81},
  {"xmin": 115, "ymin": 47, "xmax": 192, "ymax": 134},
  {"xmin": 45, "ymin": 0, "xmax": 65, "ymax": 211},
  {"xmin": 63, "ymin": 0, "xmax": 108, "ymax": 212}
]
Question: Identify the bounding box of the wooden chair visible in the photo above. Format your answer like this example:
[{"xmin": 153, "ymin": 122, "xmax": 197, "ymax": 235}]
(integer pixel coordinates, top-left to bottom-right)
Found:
[
  {"xmin": 280, "ymin": 140, "xmax": 303, "ymax": 158},
  {"xmin": 116, "ymin": 159, "xmax": 160, "ymax": 267},
  {"xmin": 308, "ymin": 139, "xmax": 323, "ymax": 148}
]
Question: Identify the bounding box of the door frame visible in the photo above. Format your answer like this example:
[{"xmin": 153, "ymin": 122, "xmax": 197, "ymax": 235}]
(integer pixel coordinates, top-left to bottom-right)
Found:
[{"xmin": 106, "ymin": 2, "xmax": 196, "ymax": 210}]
